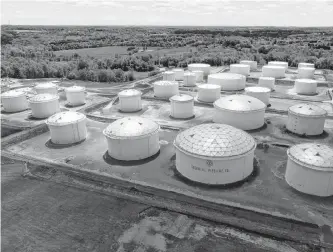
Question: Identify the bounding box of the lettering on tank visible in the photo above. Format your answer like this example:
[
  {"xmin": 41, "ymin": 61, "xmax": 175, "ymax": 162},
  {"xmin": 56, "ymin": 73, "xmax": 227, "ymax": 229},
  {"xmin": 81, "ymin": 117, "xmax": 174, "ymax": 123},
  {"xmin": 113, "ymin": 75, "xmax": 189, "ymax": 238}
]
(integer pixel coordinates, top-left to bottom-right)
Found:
[{"xmin": 191, "ymin": 165, "xmax": 230, "ymax": 173}]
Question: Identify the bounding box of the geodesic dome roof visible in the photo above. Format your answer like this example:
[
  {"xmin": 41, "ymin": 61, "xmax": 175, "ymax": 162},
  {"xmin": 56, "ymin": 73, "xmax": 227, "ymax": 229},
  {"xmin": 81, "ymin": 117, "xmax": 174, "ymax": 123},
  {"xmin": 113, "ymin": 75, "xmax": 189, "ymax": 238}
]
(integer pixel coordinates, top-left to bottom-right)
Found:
[
  {"xmin": 288, "ymin": 103, "xmax": 327, "ymax": 117},
  {"xmin": 118, "ymin": 89, "xmax": 142, "ymax": 97},
  {"xmin": 103, "ymin": 117, "xmax": 159, "ymax": 139},
  {"xmin": 174, "ymin": 123, "xmax": 256, "ymax": 159},
  {"xmin": 29, "ymin": 93, "xmax": 59, "ymax": 103},
  {"xmin": 170, "ymin": 94, "xmax": 193, "ymax": 103},
  {"xmin": 214, "ymin": 94, "xmax": 266, "ymax": 113},
  {"xmin": 287, "ymin": 143, "xmax": 333, "ymax": 171},
  {"xmin": 46, "ymin": 111, "xmax": 86, "ymax": 126}
]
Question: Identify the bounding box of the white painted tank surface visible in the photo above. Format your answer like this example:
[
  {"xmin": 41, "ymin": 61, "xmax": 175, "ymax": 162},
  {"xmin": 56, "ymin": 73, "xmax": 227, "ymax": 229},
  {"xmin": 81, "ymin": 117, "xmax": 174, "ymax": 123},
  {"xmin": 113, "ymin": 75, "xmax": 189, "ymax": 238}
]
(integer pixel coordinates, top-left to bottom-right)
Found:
[
  {"xmin": 244, "ymin": 86, "xmax": 271, "ymax": 105},
  {"xmin": 46, "ymin": 111, "xmax": 87, "ymax": 145},
  {"xmin": 188, "ymin": 63, "xmax": 211, "ymax": 77},
  {"xmin": 65, "ymin": 85, "xmax": 86, "ymax": 106},
  {"xmin": 230, "ymin": 64, "xmax": 250, "ymax": 76},
  {"xmin": 208, "ymin": 73, "xmax": 246, "ymax": 91},
  {"xmin": 298, "ymin": 62, "xmax": 315, "ymax": 69},
  {"xmin": 118, "ymin": 89, "xmax": 142, "ymax": 112},
  {"xmin": 240, "ymin": 60, "xmax": 257, "ymax": 70},
  {"xmin": 153, "ymin": 81, "xmax": 179, "ymax": 98},
  {"xmin": 192, "ymin": 70, "xmax": 204, "ymax": 82},
  {"xmin": 213, "ymin": 95, "xmax": 266, "ymax": 130},
  {"xmin": 169, "ymin": 94, "xmax": 194, "ymax": 119},
  {"xmin": 29, "ymin": 94, "xmax": 60, "ymax": 119},
  {"xmin": 34, "ymin": 82, "xmax": 58, "ymax": 95},
  {"xmin": 258, "ymin": 77, "xmax": 275, "ymax": 90},
  {"xmin": 262, "ymin": 65, "xmax": 286, "ymax": 78},
  {"xmin": 1, "ymin": 90, "xmax": 29, "ymax": 113},
  {"xmin": 162, "ymin": 71, "xmax": 176, "ymax": 81},
  {"xmin": 172, "ymin": 68, "xmax": 184, "ymax": 81},
  {"xmin": 294, "ymin": 79, "xmax": 317, "ymax": 95},
  {"xmin": 183, "ymin": 72, "xmax": 196, "ymax": 86},
  {"xmin": 286, "ymin": 143, "xmax": 333, "ymax": 197},
  {"xmin": 197, "ymin": 84, "xmax": 221, "ymax": 103},
  {"xmin": 286, "ymin": 103, "xmax": 327, "ymax": 136},
  {"xmin": 268, "ymin": 61, "xmax": 288, "ymax": 70},
  {"xmin": 174, "ymin": 123, "xmax": 256, "ymax": 185},
  {"xmin": 297, "ymin": 67, "xmax": 315, "ymax": 79},
  {"xmin": 103, "ymin": 117, "xmax": 160, "ymax": 161}
]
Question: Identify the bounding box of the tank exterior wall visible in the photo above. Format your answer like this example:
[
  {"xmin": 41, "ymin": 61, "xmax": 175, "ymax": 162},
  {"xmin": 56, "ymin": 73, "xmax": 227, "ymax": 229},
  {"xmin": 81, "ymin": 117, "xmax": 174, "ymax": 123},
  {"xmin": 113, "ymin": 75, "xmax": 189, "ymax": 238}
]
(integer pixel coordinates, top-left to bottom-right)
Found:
[
  {"xmin": 262, "ymin": 67, "xmax": 285, "ymax": 78},
  {"xmin": 163, "ymin": 72, "xmax": 176, "ymax": 81},
  {"xmin": 245, "ymin": 91, "xmax": 270, "ymax": 105},
  {"xmin": 298, "ymin": 63, "xmax": 315, "ymax": 69},
  {"xmin": 198, "ymin": 89, "xmax": 221, "ymax": 103},
  {"xmin": 230, "ymin": 65, "xmax": 250, "ymax": 76},
  {"xmin": 183, "ymin": 75, "xmax": 196, "ymax": 86},
  {"xmin": 154, "ymin": 85, "xmax": 179, "ymax": 98},
  {"xmin": 1, "ymin": 96, "xmax": 28, "ymax": 113},
  {"xmin": 30, "ymin": 100, "xmax": 60, "ymax": 119},
  {"xmin": 175, "ymin": 148, "xmax": 254, "ymax": 185},
  {"xmin": 193, "ymin": 71, "xmax": 204, "ymax": 82},
  {"xmin": 208, "ymin": 76, "xmax": 246, "ymax": 91},
  {"xmin": 213, "ymin": 110, "xmax": 265, "ymax": 130},
  {"xmin": 173, "ymin": 70, "xmax": 184, "ymax": 80},
  {"xmin": 48, "ymin": 119, "xmax": 87, "ymax": 144},
  {"xmin": 258, "ymin": 77, "xmax": 275, "ymax": 90},
  {"xmin": 66, "ymin": 91, "xmax": 86, "ymax": 106},
  {"xmin": 268, "ymin": 62, "xmax": 288, "ymax": 70},
  {"xmin": 106, "ymin": 133, "xmax": 160, "ymax": 161},
  {"xmin": 286, "ymin": 114, "xmax": 325, "ymax": 135},
  {"xmin": 240, "ymin": 61, "xmax": 257, "ymax": 70},
  {"xmin": 170, "ymin": 101, "xmax": 194, "ymax": 119},
  {"xmin": 119, "ymin": 96, "xmax": 142, "ymax": 112},
  {"xmin": 285, "ymin": 159, "xmax": 333, "ymax": 197},
  {"xmin": 294, "ymin": 80, "xmax": 317, "ymax": 95},
  {"xmin": 35, "ymin": 87, "xmax": 58, "ymax": 95},
  {"xmin": 297, "ymin": 68, "xmax": 315, "ymax": 79}
]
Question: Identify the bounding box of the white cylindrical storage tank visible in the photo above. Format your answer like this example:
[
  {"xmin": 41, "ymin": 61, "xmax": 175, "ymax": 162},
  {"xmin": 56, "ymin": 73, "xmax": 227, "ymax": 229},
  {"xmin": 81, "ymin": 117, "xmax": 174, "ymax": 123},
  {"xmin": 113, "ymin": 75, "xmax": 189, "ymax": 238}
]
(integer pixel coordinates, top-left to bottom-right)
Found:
[
  {"xmin": 298, "ymin": 63, "xmax": 315, "ymax": 69},
  {"xmin": 192, "ymin": 70, "xmax": 204, "ymax": 82},
  {"xmin": 118, "ymin": 89, "xmax": 142, "ymax": 112},
  {"xmin": 103, "ymin": 117, "xmax": 160, "ymax": 161},
  {"xmin": 297, "ymin": 67, "xmax": 315, "ymax": 79},
  {"xmin": 174, "ymin": 123, "xmax": 256, "ymax": 185},
  {"xmin": 29, "ymin": 94, "xmax": 60, "ymax": 119},
  {"xmin": 183, "ymin": 72, "xmax": 196, "ymax": 86},
  {"xmin": 213, "ymin": 95, "xmax": 266, "ymax": 130},
  {"xmin": 162, "ymin": 71, "xmax": 176, "ymax": 81},
  {"xmin": 34, "ymin": 83, "xmax": 58, "ymax": 95},
  {"xmin": 46, "ymin": 111, "xmax": 87, "ymax": 145},
  {"xmin": 294, "ymin": 79, "xmax": 317, "ymax": 95},
  {"xmin": 262, "ymin": 65, "xmax": 286, "ymax": 78},
  {"xmin": 240, "ymin": 60, "xmax": 257, "ymax": 70},
  {"xmin": 65, "ymin": 86, "xmax": 86, "ymax": 106},
  {"xmin": 230, "ymin": 64, "xmax": 250, "ymax": 76},
  {"xmin": 172, "ymin": 68, "xmax": 184, "ymax": 81},
  {"xmin": 258, "ymin": 77, "xmax": 275, "ymax": 90},
  {"xmin": 285, "ymin": 143, "xmax": 333, "ymax": 197},
  {"xmin": 208, "ymin": 73, "xmax": 246, "ymax": 91},
  {"xmin": 197, "ymin": 84, "xmax": 221, "ymax": 103},
  {"xmin": 1, "ymin": 90, "xmax": 29, "ymax": 113},
  {"xmin": 245, "ymin": 86, "xmax": 271, "ymax": 105},
  {"xmin": 286, "ymin": 103, "xmax": 327, "ymax": 136},
  {"xmin": 153, "ymin": 81, "xmax": 179, "ymax": 98},
  {"xmin": 268, "ymin": 61, "xmax": 288, "ymax": 70},
  {"xmin": 188, "ymin": 63, "xmax": 211, "ymax": 77},
  {"xmin": 170, "ymin": 94, "xmax": 194, "ymax": 119}
]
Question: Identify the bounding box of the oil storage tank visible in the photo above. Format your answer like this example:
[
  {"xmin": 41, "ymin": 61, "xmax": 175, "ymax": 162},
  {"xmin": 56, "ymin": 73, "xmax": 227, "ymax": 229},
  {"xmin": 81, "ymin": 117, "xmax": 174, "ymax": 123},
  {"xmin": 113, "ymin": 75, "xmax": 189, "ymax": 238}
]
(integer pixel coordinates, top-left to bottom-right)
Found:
[
  {"xmin": 197, "ymin": 84, "xmax": 221, "ymax": 103},
  {"xmin": 1, "ymin": 90, "xmax": 29, "ymax": 113},
  {"xmin": 188, "ymin": 63, "xmax": 211, "ymax": 77},
  {"xmin": 192, "ymin": 70, "xmax": 204, "ymax": 82},
  {"xmin": 173, "ymin": 68, "xmax": 184, "ymax": 81},
  {"xmin": 29, "ymin": 94, "xmax": 60, "ymax": 119},
  {"xmin": 230, "ymin": 64, "xmax": 250, "ymax": 76},
  {"xmin": 174, "ymin": 123, "xmax": 256, "ymax": 185},
  {"xmin": 213, "ymin": 94, "xmax": 266, "ymax": 130},
  {"xmin": 258, "ymin": 77, "xmax": 275, "ymax": 90},
  {"xmin": 46, "ymin": 111, "xmax": 87, "ymax": 145},
  {"xmin": 286, "ymin": 103, "xmax": 327, "ymax": 136},
  {"xmin": 294, "ymin": 79, "xmax": 317, "ymax": 95},
  {"xmin": 262, "ymin": 66, "xmax": 285, "ymax": 78},
  {"xmin": 154, "ymin": 81, "xmax": 179, "ymax": 98},
  {"xmin": 297, "ymin": 67, "xmax": 315, "ymax": 79},
  {"xmin": 170, "ymin": 94, "xmax": 194, "ymax": 119},
  {"xmin": 245, "ymin": 86, "xmax": 271, "ymax": 105},
  {"xmin": 208, "ymin": 73, "xmax": 246, "ymax": 91},
  {"xmin": 286, "ymin": 143, "xmax": 333, "ymax": 197},
  {"xmin": 35, "ymin": 83, "xmax": 58, "ymax": 95},
  {"xmin": 103, "ymin": 117, "xmax": 160, "ymax": 161},
  {"xmin": 163, "ymin": 71, "xmax": 176, "ymax": 81},
  {"xmin": 240, "ymin": 60, "xmax": 257, "ymax": 70},
  {"xmin": 183, "ymin": 72, "xmax": 196, "ymax": 87},
  {"xmin": 65, "ymin": 86, "xmax": 86, "ymax": 106},
  {"xmin": 268, "ymin": 61, "xmax": 288, "ymax": 70},
  {"xmin": 298, "ymin": 63, "xmax": 315, "ymax": 69},
  {"xmin": 118, "ymin": 89, "xmax": 142, "ymax": 112}
]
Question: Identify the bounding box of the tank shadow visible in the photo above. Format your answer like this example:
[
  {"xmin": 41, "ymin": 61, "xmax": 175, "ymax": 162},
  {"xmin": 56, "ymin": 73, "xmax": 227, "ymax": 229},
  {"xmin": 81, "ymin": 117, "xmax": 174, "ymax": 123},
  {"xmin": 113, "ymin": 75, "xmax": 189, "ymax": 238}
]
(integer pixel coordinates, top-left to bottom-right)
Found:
[
  {"xmin": 1, "ymin": 108, "xmax": 29, "ymax": 115},
  {"xmin": 282, "ymin": 125, "xmax": 330, "ymax": 139},
  {"xmin": 169, "ymin": 114, "xmax": 195, "ymax": 120},
  {"xmin": 245, "ymin": 122, "xmax": 268, "ymax": 133},
  {"xmin": 45, "ymin": 138, "xmax": 86, "ymax": 149},
  {"xmin": 103, "ymin": 150, "xmax": 160, "ymax": 167},
  {"xmin": 64, "ymin": 102, "xmax": 86, "ymax": 108}
]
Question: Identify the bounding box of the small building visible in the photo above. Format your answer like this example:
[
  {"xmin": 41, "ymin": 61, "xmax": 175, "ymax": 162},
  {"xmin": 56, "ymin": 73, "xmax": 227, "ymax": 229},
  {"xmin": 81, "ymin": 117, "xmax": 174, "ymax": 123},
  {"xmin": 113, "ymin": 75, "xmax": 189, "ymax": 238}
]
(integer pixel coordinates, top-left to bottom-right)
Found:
[
  {"xmin": 153, "ymin": 81, "xmax": 179, "ymax": 98},
  {"xmin": 258, "ymin": 77, "xmax": 275, "ymax": 90},
  {"xmin": 29, "ymin": 94, "xmax": 60, "ymax": 119},
  {"xmin": 170, "ymin": 94, "xmax": 194, "ymax": 119},
  {"xmin": 262, "ymin": 65, "xmax": 286, "ymax": 79},
  {"xmin": 118, "ymin": 89, "xmax": 142, "ymax": 112},
  {"xmin": 103, "ymin": 117, "xmax": 160, "ymax": 161},
  {"xmin": 34, "ymin": 83, "xmax": 58, "ymax": 95},
  {"xmin": 183, "ymin": 72, "xmax": 196, "ymax": 87},
  {"xmin": 188, "ymin": 63, "xmax": 211, "ymax": 77},
  {"xmin": 174, "ymin": 123, "xmax": 256, "ymax": 185},
  {"xmin": 230, "ymin": 64, "xmax": 250, "ymax": 76},
  {"xmin": 1, "ymin": 89, "xmax": 29, "ymax": 113},
  {"xmin": 197, "ymin": 84, "xmax": 221, "ymax": 103},
  {"xmin": 244, "ymin": 86, "xmax": 271, "ymax": 105},
  {"xmin": 208, "ymin": 73, "xmax": 246, "ymax": 91},
  {"xmin": 286, "ymin": 103, "xmax": 327, "ymax": 136},
  {"xmin": 294, "ymin": 79, "xmax": 317, "ymax": 95},
  {"xmin": 285, "ymin": 143, "xmax": 333, "ymax": 197},
  {"xmin": 240, "ymin": 60, "xmax": 257, "ymax": 70}
]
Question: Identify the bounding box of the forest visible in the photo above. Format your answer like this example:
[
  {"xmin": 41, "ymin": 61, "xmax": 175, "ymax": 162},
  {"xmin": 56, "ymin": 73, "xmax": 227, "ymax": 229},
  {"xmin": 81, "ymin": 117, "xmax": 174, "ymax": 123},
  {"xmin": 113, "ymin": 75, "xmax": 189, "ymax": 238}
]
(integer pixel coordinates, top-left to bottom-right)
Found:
[{"xmin": 1, "ymin": 25, "xmax": 333, "ymax": 83}]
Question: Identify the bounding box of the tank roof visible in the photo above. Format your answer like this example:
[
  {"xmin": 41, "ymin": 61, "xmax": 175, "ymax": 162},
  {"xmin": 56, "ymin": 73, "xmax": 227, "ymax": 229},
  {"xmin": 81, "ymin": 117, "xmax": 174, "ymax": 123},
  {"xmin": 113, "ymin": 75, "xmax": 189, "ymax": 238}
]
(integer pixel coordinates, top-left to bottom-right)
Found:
[
  {"xmin": 35, "ymin": 83, "xmax": 57, "ymax": 89},
  {"xmin": 287, "ymin": 143, "xmax": 333, "ymax": 171},
  {"xmin": 214, "ymin": 94, "xmax": 266, "ymax": 113},
  {"xmin": 184, "ymin": 72, "xmax": 196, "ymax": 76},
  {"xmin": 118, "ymin": 89, "xmax": 142, "ymax": 97},
  {"xmin": 268, "ymin": 61, "xmax": 288, "ymax": 64},
  {"xmin": 65, "ymin": 85, "xmax": 85, "ymax": 92},
  {"xmin": 188, "ymin": 63, "xmax": 211, "ymax": 67},
  {"xmin": 259, "ymin": 77, "xmax": 275, "ymax": 80},
  {"xmin": 298, "ymin": 67, "xmax": 315, "ymax": 70},
  {"xmin": 29, "ymin": 93, "xmax": 59, "ymax": 103},
  {"xmin": 240, "ymin": 60, "xmax": 256, "ymax": 63},
  {"xmin": 46, "ymin": 111, "xmax": 86, "ymax": 126},
  {"xmin": 174, "ymin": 123, "xmax": 256, "ymax": 159},
  {"xmin": 263, "ymin": 65, "xmax": 286, "ymax": 69},
  {"xmin": 163, "ymin": 71, "xmax": 175, "ymax": 74},
  {"xmin": 295, "ymin": 79, "xmax": 317, "ymax": 83},
  {"xmin": 1, "ymin": 89, "xmax": 26, "ymax": 98},
  {"xmin": 172, "ymin": 68, "xmax": 184, "ymax": 72},
  {"xmin": 208, "ymin": 73, "xmax": 245, "ymax": 80},
  {"xmin": 230, "ymin": 64, "xmax": 250, "ymax": 68},
  {"xmin": 154, "ymin": 81, "xmax": 178, "ymax": 86},
  {"xmin": 170, "ymin": 94, "xmax": 194, "ymax": 103},
  {"xmin": 288, "ymin": 103, "xmax": 327, "ymax": 117},
  {"xmin": 245, "ymin": 86, "xmax": 271, "ymax": 93},
  {"xmin": 103, "ymin": 117, "xmax": 159, "ymax": 140},
  {"xmin": 198, "ymin": 84, "xmax": 221, "ymax": 90}
]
